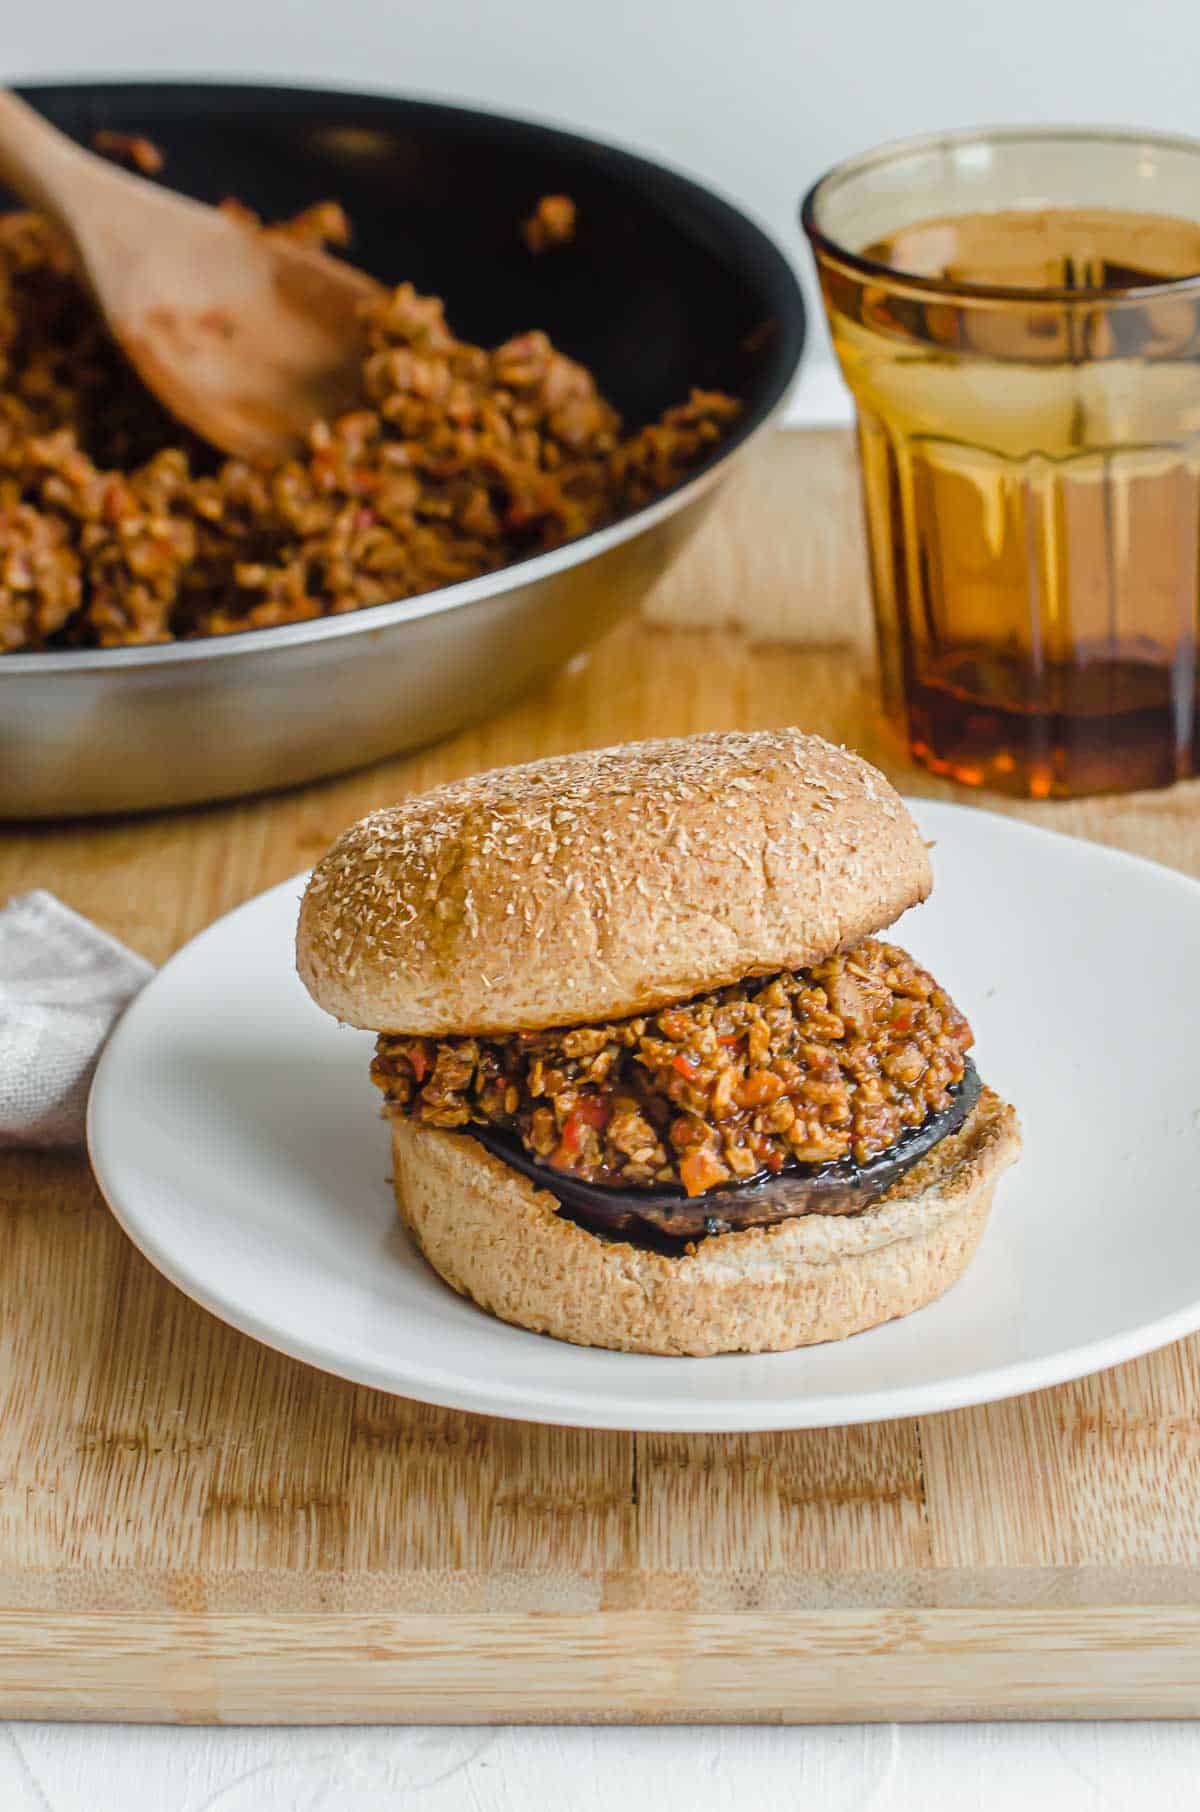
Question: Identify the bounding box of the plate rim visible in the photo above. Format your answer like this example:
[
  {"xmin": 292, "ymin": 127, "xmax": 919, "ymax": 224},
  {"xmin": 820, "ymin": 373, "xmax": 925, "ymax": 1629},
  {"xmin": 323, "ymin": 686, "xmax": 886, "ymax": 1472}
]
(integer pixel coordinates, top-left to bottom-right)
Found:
[{"xmin": 87, "ymin": 798, "xmax": 1200, "ymax": 1432}]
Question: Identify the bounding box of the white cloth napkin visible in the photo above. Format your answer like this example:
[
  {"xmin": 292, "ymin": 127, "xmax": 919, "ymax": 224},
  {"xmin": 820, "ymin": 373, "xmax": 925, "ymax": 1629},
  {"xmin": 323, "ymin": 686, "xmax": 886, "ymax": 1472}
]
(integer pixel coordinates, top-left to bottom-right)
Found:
[{"xmin": 0, "ymin": 890, "xmax": 153, "ymax": 1149}]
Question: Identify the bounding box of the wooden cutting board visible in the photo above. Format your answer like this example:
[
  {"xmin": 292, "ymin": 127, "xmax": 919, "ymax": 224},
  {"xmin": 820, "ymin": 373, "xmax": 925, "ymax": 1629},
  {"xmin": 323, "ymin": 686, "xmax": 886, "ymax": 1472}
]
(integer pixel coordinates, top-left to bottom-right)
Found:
[{"xmin": 4, "ymin": 430, "xmax": 1200, "ymax": 1725}]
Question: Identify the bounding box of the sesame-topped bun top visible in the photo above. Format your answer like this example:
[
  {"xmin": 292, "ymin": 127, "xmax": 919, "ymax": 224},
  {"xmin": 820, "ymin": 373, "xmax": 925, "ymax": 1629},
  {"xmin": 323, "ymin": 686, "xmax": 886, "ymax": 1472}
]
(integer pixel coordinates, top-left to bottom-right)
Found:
[{"xmin": 295, "ymin": 728, "xmax": 931, "ymax": 1035}]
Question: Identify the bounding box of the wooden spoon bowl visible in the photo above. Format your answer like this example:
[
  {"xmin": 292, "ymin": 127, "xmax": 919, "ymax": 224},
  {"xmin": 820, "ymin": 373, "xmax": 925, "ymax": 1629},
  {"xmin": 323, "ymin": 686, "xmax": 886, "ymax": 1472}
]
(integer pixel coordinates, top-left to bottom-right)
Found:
[{"xmin": 0, "ymin": 89, "xmax": 381, "ymax": 463}]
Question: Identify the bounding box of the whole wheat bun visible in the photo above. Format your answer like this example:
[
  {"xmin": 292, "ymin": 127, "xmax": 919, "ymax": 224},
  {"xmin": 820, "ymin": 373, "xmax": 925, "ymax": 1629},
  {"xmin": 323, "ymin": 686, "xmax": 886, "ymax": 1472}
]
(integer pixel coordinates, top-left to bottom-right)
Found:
[
  {"xmin": 297, "ymin": 728, "xmax": 931, "ymax": 1034},
  {"xmin": 390, "ymin": 1086, "xmax": 1021, "ymax": 1356}
]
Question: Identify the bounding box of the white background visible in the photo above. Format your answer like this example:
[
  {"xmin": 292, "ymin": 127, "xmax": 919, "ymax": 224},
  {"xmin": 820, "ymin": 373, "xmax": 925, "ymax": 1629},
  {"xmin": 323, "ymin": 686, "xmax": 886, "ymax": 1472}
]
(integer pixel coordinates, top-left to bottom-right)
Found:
[{"xmin": 6, "ymin": 2, "xmax": 1200, "ymax": 1803}]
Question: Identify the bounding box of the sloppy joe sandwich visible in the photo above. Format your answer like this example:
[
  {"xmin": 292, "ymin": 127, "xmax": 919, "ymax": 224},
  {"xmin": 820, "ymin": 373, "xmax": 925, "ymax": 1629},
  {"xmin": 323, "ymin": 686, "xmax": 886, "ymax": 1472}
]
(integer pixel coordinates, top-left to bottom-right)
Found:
[{"xmin": 297, "ymin": 729, "xmax": 1020, "ymax": 1356}]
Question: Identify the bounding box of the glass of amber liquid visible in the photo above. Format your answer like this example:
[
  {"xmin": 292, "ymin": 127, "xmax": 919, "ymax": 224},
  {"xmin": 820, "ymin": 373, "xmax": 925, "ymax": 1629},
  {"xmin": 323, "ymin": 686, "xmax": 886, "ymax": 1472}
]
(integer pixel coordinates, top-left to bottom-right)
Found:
[{"xmin": 802, "ymin": 127, "xmax": 1200, "ymax": 796}]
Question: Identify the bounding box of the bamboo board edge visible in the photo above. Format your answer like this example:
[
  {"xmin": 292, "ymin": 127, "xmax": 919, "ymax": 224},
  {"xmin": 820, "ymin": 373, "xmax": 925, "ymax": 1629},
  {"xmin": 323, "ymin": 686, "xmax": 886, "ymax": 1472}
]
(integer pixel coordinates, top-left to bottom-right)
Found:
[{"xmin": 4, "ymin": 1607, "xmax": 1200, "ymax": 1724}]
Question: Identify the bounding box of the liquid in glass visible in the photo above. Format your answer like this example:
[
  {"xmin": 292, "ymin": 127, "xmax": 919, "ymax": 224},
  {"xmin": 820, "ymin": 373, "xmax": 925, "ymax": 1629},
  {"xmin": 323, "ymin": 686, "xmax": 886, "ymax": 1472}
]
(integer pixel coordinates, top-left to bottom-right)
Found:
[{"xmin": 806, "ymin": 135, "xmax": 1200, "ymax": 798}]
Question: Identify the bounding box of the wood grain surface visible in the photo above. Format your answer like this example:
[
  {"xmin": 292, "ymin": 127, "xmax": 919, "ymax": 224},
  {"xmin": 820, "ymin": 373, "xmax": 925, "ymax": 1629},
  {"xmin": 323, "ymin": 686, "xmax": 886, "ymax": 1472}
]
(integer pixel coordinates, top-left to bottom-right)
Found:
[{"xmin": 3, "ymin": 429, "xmax": 1200, "ymax": 1723}]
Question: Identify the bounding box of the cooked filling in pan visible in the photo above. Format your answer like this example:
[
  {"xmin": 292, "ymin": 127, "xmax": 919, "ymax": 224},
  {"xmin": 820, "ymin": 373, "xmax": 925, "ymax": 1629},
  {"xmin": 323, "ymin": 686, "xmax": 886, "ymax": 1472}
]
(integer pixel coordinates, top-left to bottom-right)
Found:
[
  {"xmin": 372, "ymin": 938, "xmax": 975, "ymax": 1237},
  {"xmin": 0, "ymin": 197, "xmax": 739, "ymax": 653}
]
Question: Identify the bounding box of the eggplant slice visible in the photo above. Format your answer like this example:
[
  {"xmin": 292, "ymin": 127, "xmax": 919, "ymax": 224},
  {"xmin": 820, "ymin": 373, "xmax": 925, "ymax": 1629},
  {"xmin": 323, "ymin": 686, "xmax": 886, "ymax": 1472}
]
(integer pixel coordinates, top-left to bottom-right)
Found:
[{"xmin": 470, "ymin": 1059, "xmax": 981, "ymax": 1245}]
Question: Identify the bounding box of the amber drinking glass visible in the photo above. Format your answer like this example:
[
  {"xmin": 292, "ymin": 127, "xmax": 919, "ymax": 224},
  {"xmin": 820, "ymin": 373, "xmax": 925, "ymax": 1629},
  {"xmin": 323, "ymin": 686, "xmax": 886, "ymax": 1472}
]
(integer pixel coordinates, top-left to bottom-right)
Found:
[{"xmin": 802, "ymin": 127, "xmax": 1200, "ymax": 797}]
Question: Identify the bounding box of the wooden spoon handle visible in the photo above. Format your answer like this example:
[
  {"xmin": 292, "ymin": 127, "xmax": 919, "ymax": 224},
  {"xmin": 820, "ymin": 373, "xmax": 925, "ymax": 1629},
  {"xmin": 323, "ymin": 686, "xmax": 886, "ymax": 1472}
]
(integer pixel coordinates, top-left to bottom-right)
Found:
[{"xmin": 0, "ymin": 89, "xmax": 92, "ymax": 226}]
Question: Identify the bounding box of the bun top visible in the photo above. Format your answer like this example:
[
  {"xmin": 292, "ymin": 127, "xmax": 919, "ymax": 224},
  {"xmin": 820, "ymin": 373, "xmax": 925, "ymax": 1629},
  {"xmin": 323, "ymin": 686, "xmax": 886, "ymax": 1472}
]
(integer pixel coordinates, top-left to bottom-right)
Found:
[{"xmin": 296, "ymin": 728, "xmax": 931, "ymax": 1034}]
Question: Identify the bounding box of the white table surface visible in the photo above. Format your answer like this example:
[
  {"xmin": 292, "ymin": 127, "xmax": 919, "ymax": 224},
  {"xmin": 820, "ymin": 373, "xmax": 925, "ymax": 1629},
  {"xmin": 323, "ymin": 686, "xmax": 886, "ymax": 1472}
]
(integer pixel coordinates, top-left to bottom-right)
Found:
[{"xmin": 4, "ymin": 1721, "xmax": 1200, "ymax": 1809}]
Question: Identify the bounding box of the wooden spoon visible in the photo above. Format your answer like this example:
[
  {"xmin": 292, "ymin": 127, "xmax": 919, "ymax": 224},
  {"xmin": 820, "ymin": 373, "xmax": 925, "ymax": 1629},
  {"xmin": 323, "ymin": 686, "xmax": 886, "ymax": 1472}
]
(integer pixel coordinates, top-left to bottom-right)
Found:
[{"xmin": 0, "ymin": 90, "xmax": 383, "ymax": 463}]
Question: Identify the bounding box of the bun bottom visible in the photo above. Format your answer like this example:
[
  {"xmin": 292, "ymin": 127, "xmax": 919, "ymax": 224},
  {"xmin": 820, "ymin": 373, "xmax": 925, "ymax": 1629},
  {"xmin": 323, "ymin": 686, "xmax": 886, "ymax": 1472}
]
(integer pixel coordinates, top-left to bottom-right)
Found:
[{"xmin": 390, "ymin": 1087, "xmax": 1021, "ymax": 1357}]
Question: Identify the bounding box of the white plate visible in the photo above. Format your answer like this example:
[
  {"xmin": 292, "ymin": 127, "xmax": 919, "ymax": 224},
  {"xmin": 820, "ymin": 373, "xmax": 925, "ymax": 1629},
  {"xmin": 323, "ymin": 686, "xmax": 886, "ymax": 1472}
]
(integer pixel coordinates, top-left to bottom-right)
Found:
[{"xmin": 89, "ymin": 801, "xmax": 1200, "ymax": 1431}]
